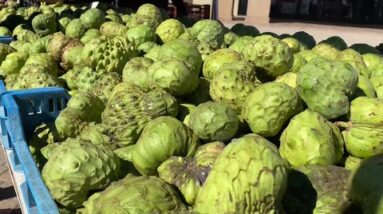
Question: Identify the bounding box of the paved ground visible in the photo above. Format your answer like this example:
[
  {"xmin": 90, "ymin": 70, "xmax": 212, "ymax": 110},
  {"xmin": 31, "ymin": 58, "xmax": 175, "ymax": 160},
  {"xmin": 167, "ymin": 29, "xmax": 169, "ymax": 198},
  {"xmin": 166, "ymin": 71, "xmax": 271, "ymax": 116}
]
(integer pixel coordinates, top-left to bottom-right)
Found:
[
  {"xmin": 0, "ymin": 149, "xmax": 21, "ymax": 214},
  {"xmin": 223, "ymin": 21, "xmax": 383, "ymax": 47}
]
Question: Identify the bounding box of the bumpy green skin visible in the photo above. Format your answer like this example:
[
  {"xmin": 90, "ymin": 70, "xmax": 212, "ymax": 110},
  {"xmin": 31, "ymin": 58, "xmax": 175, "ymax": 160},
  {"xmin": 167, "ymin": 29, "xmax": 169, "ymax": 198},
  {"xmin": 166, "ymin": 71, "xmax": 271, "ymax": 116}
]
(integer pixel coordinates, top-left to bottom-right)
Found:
[
  {"xmin": 362, "ymin": 53, "xmax": 383, "ymax": 70},
  {"xmin": 223, "ymin": 31, "xmax": 238, "ymax": 46},
  {"xmin": 24, "ymin": 53, "xmax": 58, "ymax": 76},
  {"xmin": 60, "ymin": 39, "xmax": 84, "ymax": 71},
  {"xmin": 193, "ymin": 134, "xmax": 288, "ymax": 214},
  {"xmin": 290, "ymin": 52, "xmax": 308, "ymax": 73},
  {"xmin": 188, "ymin": 101, "xmax": 239, "ymax": 141},
  {"xmin": 47, "ymin": 32, "xmax": 72, "ymax": 62},
  {"xmin": 275, "ymin": 72, "xmax": 297, "ymax": 88},
  {"xmin": 370, "ymin": 64, "xmax": 383, "ymax": 98},
  {"xmin": 345, "ymin": 155, "xmax": 362, "ymax": 172},
  {"xmin": 42, "ymin": 138, "xmax": 120, "ymax": 209},
  {"xmin": 62, "ymin": 66, "xmax": 104, "ymax": 91},
  {"xmin": 138, "ymin": 41, "xmax": 159, "ymax": 54},
  {"xmin": 0, "ymin": 52, "xmax": 27, "ymax": 75},
  {"xmin": 282, "ymin": 37, "xmax": 304, "ymax": 53},
  {"xmin": 91, "ymin": 72, "xmax": 122, "ymax": 104},
  {"xmin": 55, "ymin": 109, "xmax": 87, "ymax": 139},
  {"xmin": 13, "ymin": 71, "xmax": 61, "ymax": 89},
  {"xmin": 148, "ymin": 59, "xmax": 199, "ymax": 96},
  {"xmin": 242, "ymin": 35, "xmax": 293, "ymax": 78},
  {"xmin": 66, "ymin": 91, "xmax": 104, "ymax": 122},
  {"xmin": 80, "ymin": 29, "xmax": 102, "ymax": 44},
  {"xmin": 127, "ymin": 14, "xmax": 160, "ymax": 29},
  {"xmin": 190, "ymin": 19, "xmax": 225, "ymax": 50},
  {"xmin": 337, "ymin": 97, "xmax": 383, "ymax": 159},
  {"xmin": 279, "ymin": 110, "xmax": 344, "ymax": 167},
  {"xmin": 283, "ymin": 165, "xmax": 351, "ymax": 214},
  {"xmin": 78, "ymin": 174, "xmax": 186, "ymax": 214},
  {"xmin": 65, "ymin": 19, "xmax": 86, "ymax": 39},
  {"xmin": 350, "ymin": 155, "xmax": 383, "ymax": 214},
  {"xmin": 312, "ymin": 43, "xmax": 340, "ymax": 60},
  {"xmin": 58, "ymin": 17, "xmax": 71, "ymax": 32},
  {"xmin": 202, "ymin": 48, "xmax": 242, "ymax": 80},
  {"xmin": 81, "ymin": 36, "xmax": 139, "ymax": 74},
  {"xmin": 156, "ymin": 18, "xmax": 185, "ymax": 43},
  {"xmin": 101, "ymin": 83, "xmax": 178, "ymax": 147},
  {"xmin": 146, "ymin": 39, "xmax": 202, "ymax": 74},
  {"xmin": 125, "ymin": 25, "xmax": 156, "ymax": 48},
  {"xmin": 242, "ymin": 82, "xmax": 303, "ymax": 137},
  {"xmin": 136, "ymin": 3, "xmax": 163, "ymax": 24},
  {"xmin": 338, "ymin": 48, "xmax": 370, "ymax": 77},
  {"xmin": 0, "ymin": 26, "xmax": 11, "ymax": 36},
  {"xmin": 122, "ymin": 57, "xmax": 153, "ymax": 91},
  {"xmin": 80, "ymin": 8, "xmax": 105, "ymax": 29},
  {"xmin": 228, "ymin": 35, "xmax": 253, "ymax": 54},
  {"xmin": 297, "ymin": 50, "xmax": 320, "ymax": 63},
  {"xmin": 32, "ymin": 13, "xmax": 57, "ymax": 37},
  {"xmin": 100, "ymin": 21, "xmax": 127, "ymax": 38},
  {"xmin": 0, "ymin": 43, "xmax": 14, "ymax": 64},
  {"xmin": 353, "ymin": 75, "xmax": 376, "ymax": 98},
  {"xmin": 29, "ymin": 35, "xmax": 51, "ymax": 54},
  {"xmin": 210, "ymin": 60, "xmax": 261, "ymax": 112},
  {"xmin": 198, "ymin": 42, "xmax": 215, "ymax": 61},
  {"xmin": 79, "ymin": 123, "xmax": 116, "ymax": 150},
  {"xmin": 115, "ymin": 116, "xmax": 199, "ymax": 175},
  {"xmin": 158, "ymin": 142, "xmax": 225, "ymax": 205},
  {"xmin": 297, "ymin": 57, "xmax": 358, "ymax": 119}
]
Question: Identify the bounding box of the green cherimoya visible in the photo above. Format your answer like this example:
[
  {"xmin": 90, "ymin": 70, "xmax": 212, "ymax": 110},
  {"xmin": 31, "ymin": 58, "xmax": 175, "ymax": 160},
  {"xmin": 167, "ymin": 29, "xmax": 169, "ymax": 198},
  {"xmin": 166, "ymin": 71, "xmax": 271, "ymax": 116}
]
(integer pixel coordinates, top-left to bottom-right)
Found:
[
  {"xmin": 127, "ymin": 14, "xmax": 160, "ymax": 29},
  {"xmin": 80, "ymin": 8, "xmax": 105, "ymax": 29},
  {"xmin": 60, "ymin": 39, "xmax": 84, "ymax": 71},
  {"xmin": 62, "ymin": 66, "xmax": 104, "ymax": 91},
  {"xmin": 125, "ymin": 25, "xmax": 156, "ymax": 48},
  {"xmin": 122, "ymin": 57, "xmax": 153, "ymax": 91},
  {"xmin": 370, "ymin": 64, "xmax": 383, "ymax": 98},
  {"xmin": 338, "ymin": 48, "xmax": 370, "ymax": 77},
  {"xmin": 209, "ymin": 60, "xmax": 261, "ymax": 112},
  {"xmin": 350, "ymin": 155, "xmax": 383, "ymax": 214},
  {"xmin": 279, "ymin": 110, "xmax": 344, "ymax": 167},
  {"xmin": 242, "ymin": 35, "xmax": 293, "ymax": 78},
  {"xmin": 283, "ymin": 165, "xmax": 351, "ymax": 214},
  {"xmin": 80, "ymin": 29, "xmax": 102, "ymax": 44},
  {"xmin": 78, "ymin": 174, "xmax": 186, "ymax": 214},
  {"xmin": 193, "ymin": 134, "xmax": 288, "ymax": 213},
  {"xmin": 24, "ymin": 53, "xmax": 58, "ymax": 76},
  {"xmin": 101, "ymin": 83, "xmax": 178, "ymax": 147},
  {"xmin": 281, "ymin": 37, "xmax": 306, "ymax": 53},
  {"xmin": 190, "ymin": 19, "xmax": 225, "ymax": 50},
  {"xmin": 296, "ymin": 49, "xmax": 321, "ymax": 63},
  {"xmin": 42, "ymin": 138, "xmax": 120, "ymax": 209},
  {"xmin": 14, "ymin": 71, "xmax": 62, "ymax": 89},
  {"xmin": 138, "ymin": 41, "xmax": 159, "ymax": 54},
  {"xmin": 0, "ymin": 26, "xmax": 11, "ymax": 36},
  {"xmin": 311, "ymin": 43, "xmax": 340, "ymax": 60},
  {"xmin": 32, "ymin": 13, "xmax": 57, "ymax": 37},
  {"xmin": 320, "ymin": 36, "xmax": 348, "ymax": 50},
  {"xmin": 275, "ymin": 72, "xmax": 298, "ymax": 88},
  {"xmin": 297, "ymin": 57, "xmax": 358, "ymax": 119},
  {"xmin": 136, "ymin": 3, "xmax": 163, "ymax": 24},
  {"xmin": 81, "ymin": 36, "xmax": 138, "ymax": 74},
  {"xmin": 28, "ymin": 35, "xmax": 51, "ymax": 55},
  {"xmin": 79, "ymin": 123, "xmax": 117, "ymax": 150},
  {"xmin": 202, "ymin": 48, "xmax": 242, "ymax": 80},
  {"xmin": 0, "ymin": 43, "xmax": 14, "ymax": 64},
  {"xmin": 55, "ymin": 108, "xmax": 87, "ymax": 140},
  {"xmin": 100, "ymin": 21, "xmax": 127, "ymax": 38},
  {"xmin": 362, "ymin": 53, "xmax": 383, "ymax": 70},
  {"xmin": 0, "ymin": 51, "xmax": 28, "ymax": 75},
  {"xmin": 345, "ymin": 155, "xmax": 362, "ymax": 173},
  {"xmin": 58, "ymin": 17, "xmax": 71, "ymax": 32},
  {"xmin": 242, "ymin": 82, "xmax": 303, "ymax": 137},
  {"xmin": 65, "ymin": 19, "xmax": 86, "ymax": 39},
  {"xmin": 228, "ymin": 36, "xmax": 253, "ymax": 54},
  {"xmin": 158, "ymin": 141, "xmax": 225, "ymax": 205},
  {"xmin": 188, "ymin": 101, "xmax": 239, "ymax": 141},
  {"xmin": 90, "ymin": 72, "xmax": 122, "ymax": 104},
  {"xmin": 353, "ymin": 74, "xmax": 376, "ymax": 98},
  {"xmin": 66, "ymin": 91, "xmax": 105, "ymax": 122},
  {"xmin": 223, "ymin": 31, "xmax": 238, "ymax": 46},
  {"xmin": 47, "ymin": 32, "xmax": 72, "ymax": 62},
  {"xmin": 290, "ymin": 53, "xmax": 307, "ymax": 73},
  {"xmin": 146, "ymin": 39, "xmax": 202, "ymax": 74},
  {"xmin": 115, "ymin": 116, "xmax": 199, "ymax": 175},
  {"xmin": 156, "ymin": 18, "xmax": 185, "ymax": 43},
  {"xmin": 336, "ymin": 97, "xmax": 383, "ymax": 159},
  {"xmin": 148, "ymin": 59, "xmax": 199, "ymax": 96}
]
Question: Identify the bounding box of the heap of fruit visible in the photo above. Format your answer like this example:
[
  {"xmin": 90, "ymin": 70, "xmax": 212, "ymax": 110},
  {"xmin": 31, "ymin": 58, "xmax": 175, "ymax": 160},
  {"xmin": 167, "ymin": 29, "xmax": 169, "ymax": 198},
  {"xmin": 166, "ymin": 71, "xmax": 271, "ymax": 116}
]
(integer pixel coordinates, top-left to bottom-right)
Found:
[{"xmin": 1, "ymin": 1, "xmax": 383, "ymax": 213}]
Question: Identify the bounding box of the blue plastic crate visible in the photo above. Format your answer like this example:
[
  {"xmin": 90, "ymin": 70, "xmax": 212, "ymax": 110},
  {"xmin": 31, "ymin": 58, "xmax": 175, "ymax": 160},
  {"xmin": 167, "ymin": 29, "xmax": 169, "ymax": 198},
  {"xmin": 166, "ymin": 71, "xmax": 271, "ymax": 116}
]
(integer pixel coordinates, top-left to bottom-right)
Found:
[
  {"xmin": 0, "ymin": 36, "xmax": 14, "ymax": 44},
  {"xmin": 0, "ymin": 81, "xmax": 70, "ymax": 214}
]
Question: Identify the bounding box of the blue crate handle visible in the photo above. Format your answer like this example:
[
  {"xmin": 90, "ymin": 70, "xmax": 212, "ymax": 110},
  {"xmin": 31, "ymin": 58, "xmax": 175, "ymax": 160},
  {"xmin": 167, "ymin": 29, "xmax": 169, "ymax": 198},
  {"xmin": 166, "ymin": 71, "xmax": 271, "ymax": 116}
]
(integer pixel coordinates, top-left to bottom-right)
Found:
[
  {"xmin": 0, "ymin": 81, "xmax": 70, "ymax": 214},
  {"xmin": 0, "ymin": 36, "xmax": 14, "ymax": 44}
]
